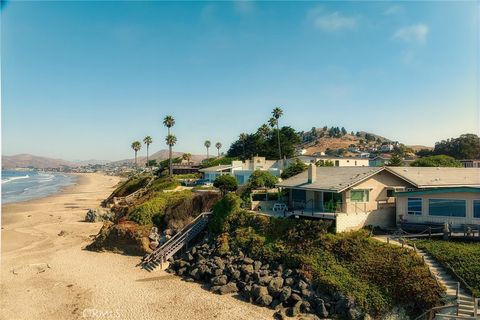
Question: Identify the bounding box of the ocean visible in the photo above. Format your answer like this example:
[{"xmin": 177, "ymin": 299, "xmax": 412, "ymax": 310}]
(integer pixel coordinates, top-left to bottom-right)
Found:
[{"xmin": 1, "ymin": 170, "xmax": 77, "ymax": 205}]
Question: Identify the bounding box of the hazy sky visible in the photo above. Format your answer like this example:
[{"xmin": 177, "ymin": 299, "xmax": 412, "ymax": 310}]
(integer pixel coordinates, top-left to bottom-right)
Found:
[{"xmin": 2, "ymin": 1, "xmax": 479, "ymax": 161}]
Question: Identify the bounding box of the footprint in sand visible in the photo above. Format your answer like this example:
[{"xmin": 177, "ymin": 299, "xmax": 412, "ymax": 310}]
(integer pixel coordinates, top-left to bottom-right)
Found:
[{"xmin": 12, "ymin": 263, "xmax": 51, "ymax": 275}]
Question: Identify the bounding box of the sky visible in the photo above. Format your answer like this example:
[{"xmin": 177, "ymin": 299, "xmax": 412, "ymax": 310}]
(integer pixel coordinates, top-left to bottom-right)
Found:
[{"xmin": 2, "ymin": 0, "xmax": 479, "ymax": 161}]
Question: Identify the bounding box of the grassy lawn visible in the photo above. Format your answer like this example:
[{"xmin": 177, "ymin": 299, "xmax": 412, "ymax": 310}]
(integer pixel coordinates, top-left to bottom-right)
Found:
[{"xmin": 414, "ymin": 239, "xmax": 480, "ymax": 296}]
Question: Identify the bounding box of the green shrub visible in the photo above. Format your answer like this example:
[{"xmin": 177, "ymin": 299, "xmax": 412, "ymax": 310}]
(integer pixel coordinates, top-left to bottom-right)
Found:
[
  {"xmin": 112, "ymin": 174, "xmax": 151, "ymax": 197},
  {"xmin": 281, "ymin": 160, "xmax": 308, "ymax": 179},
  {"xmin": 199, "ymin": 156, "xmax": 238, "ymax": 169},
  {"xmin": 414, "ymin": 239, "xmax": 480, "ymax": 296},
  {"xmin": 128, "ymin": 190, "xmax": 193, "ymax": 226},
  {"xmin": 209, "ymin": 193, "xmax": 241, "ymax": 234}
]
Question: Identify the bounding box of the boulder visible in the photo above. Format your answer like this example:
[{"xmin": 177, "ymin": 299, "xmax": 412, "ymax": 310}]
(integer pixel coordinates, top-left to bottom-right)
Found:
[
  {"xmin": 285, "ymin": 277, "xmax": 294, "ymax": 286},
  {"xmin": 255, "ymin": 294, "xmax": 273, "ymax": 307},
  {"xmin": 315, "ymin": 299, "xmax": 329, "ymax": 318},
  {"xmin": 268, "ymin": 276, "xmax": 284, "ymax": 296},
  {"xmin": 149, "ymin": 241, "xmax": 159, "ymax": 250},
  {"xmin": 243, "ymin": 257, "xmax": 254, "ymax": 264},
  {"xmin": 241, "ymin": 264, "xmax": 254, "ymax": 274},
  {"xmin": 274, "ymin": 309, "xmax": 288, "ymax": 320},
  {"xmin": 254, "ymin": 260, "xmax": 262, "ymax": 271},
  {"xmin": 214, "ymin": 282, "xmax": 238, "ymax": 295},
  {"xmin": 298, "ymin": 280, "xmax": 309, "ymax": 290},
  {"xmin": 211, "ymin": 275, "xmax": 228, "ymax": 286},
  {"xmin": 85, "ymin": 208, "xmax": 114, "ymax": 222},
  {"xmin": 252, "ymin": 284, "xmax": 269, "ymax": 299},
  {"xmin": 279, "ymin": 286, "xmax": 292, "ymax": 302},
  {"xmin": 287, "ymin": 301, "xmax": 302, "ymax": 317}
]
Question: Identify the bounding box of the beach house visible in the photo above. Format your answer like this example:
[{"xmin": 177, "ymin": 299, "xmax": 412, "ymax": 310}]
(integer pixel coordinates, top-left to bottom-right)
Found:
[
  {"xmin": 276, "ymin": 165, "xmax": 480, "ymax": 233},
  {"xmin": 199, "ymin": 156, "xmax": 282, "ymax": 185}
]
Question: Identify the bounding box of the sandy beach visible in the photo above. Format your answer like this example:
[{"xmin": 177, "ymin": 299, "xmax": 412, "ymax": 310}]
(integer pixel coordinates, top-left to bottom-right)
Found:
[{"xmin": 0, "ymin": 173, "xmax": 274, "ymax": 320}]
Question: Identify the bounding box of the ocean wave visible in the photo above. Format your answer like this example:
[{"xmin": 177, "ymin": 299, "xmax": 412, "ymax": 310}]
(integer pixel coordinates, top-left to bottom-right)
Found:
[{"xmin": 2, "ymin": 175, "xmax": 30, "ymax": 184}]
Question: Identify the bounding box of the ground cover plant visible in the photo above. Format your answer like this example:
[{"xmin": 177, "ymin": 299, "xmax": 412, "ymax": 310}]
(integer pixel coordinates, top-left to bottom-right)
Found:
[{"xmin": 414, "ymin": 239, "xmax": 480, "ymax": 296}]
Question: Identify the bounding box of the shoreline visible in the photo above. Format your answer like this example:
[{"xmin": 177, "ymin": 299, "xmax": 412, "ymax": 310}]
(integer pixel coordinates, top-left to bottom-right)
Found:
[
  {"xmin": 0, "ymin": 173, "xmax": 274, "ymax": 320},
  {"xmin": 1, "ymin": 171, "xmax": 80, "ymax": 207}
]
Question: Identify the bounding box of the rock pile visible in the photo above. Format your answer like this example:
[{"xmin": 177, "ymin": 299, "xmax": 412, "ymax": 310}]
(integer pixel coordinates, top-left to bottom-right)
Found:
[{"xmin": 167, "ymin": 239, "xmax": 365, "ymax": 320}]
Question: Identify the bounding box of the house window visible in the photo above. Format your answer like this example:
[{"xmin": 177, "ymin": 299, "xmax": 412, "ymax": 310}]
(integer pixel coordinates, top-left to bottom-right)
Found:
[
  {"xmin": 429, "ymin": 199, "xmax": 466, "ymax": 217},
  {"xmin": 407, "ymin": 198, "xmax": 422, "ymax": 215},
  {"xmin": 335, "ymin": 160, "xmax": 339, "ymax": 166},
  {"xmin": 351, "ymin": 190, "xmax": 369, "ymax": 202},
  {"xmin": 474, "ymin": 200, "xmax": 480, "ymax": 219},
  {"xmin": 386, "ymin": 189, "xmax": 394, "ymax": 197}
]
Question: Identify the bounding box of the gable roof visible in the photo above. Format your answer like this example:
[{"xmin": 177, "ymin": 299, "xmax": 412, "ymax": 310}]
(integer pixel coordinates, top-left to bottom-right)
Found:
[
  {"xmin": 276, "ymin": 166, "xmax": 385, "ymax": 192},
  {"xmin": 385, "ymin": 167, "xmax": 480, "ymax": 188}
]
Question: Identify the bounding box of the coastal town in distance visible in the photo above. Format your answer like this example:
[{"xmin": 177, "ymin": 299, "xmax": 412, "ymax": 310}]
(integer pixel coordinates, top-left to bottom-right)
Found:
[{"xmin": 1, "ymin": 1, "xmax": 479, "ymax": 320}]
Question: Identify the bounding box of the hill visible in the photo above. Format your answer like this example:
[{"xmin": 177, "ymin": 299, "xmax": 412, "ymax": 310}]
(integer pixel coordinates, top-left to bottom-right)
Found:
[
  {"xmin": 108, "ymin": 149, "xmax": 206, "ymax": 166},
  {"xmin": 2, "ymin": 154, "xmax": 78, "ymax": 169},
  {"xmin": 299, "ymin": 127, "xmax": 393, "ymax": 155}
]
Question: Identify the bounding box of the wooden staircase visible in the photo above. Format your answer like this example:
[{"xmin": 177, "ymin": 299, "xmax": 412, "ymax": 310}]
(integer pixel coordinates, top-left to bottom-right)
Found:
[{"xmin": 142, "ymin": 212, "xmax": 212, "ymax": 272}]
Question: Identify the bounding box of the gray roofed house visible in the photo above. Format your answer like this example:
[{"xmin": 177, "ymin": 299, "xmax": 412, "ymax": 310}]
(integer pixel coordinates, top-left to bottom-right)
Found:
[{"xmin": 275, "ymin": 165, "xmax": 480, "ymax": 233}]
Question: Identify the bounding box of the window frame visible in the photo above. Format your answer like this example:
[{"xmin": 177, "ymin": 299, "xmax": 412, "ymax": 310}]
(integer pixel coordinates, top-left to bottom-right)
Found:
[
  {"xmin": 473, "ymin": 200, "xmax": 480, "ymax": 219},
  {"xmin": 350, "ymin": 189, "xmax": 369, "ymax": 203},
  {"xmin": 428, "ymin": 198, "xmax": 467, "ymax": 218},
  {"xmin": 407, "ymin": 197, "xmax": 422, "ymax": 215}
]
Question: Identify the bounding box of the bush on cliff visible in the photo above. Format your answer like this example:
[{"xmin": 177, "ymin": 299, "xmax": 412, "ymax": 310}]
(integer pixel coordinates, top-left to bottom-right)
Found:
[
  {"xmin": 208, "ymin": 193, "xmax": 241, "ymax": 234},
  {"xmin": 110, "ymin": 174, "xmax": 151, "ymax": 198}
]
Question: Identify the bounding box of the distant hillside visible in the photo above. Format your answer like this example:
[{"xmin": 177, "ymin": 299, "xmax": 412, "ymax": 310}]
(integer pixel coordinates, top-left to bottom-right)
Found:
[
  {"xmin": 109, "ymin": 149, "xmax": 206, "ymax": 165},
  {"xmin": 2, "ymin": 154, "xmax": 78, "ymax": 169},
  {"xmin": 299, "ymin": 127, "xmax": 393, "ymax": 155}
]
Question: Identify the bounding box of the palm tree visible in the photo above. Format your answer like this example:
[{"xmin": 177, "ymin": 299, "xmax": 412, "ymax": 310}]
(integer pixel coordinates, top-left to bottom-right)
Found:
[
  {"xmin": 215, "ymin": 142, "xmax": 222, "ymax": 157},
  {"xmin": 204, "ymin": 140, "xmax": 211, "ymax": 159},
  {"xmin": 131, "ymin": 141, "xmax": 142, "ymax": 167},
  {"xmin": 143, "ymin": 136, "xmax": 153, "ymax": 167},
  {"xmin": 163, "ymin": 115, "xmax": 175, "ymax": 176},
  {"xmin": 165, "ymin": 134, "xmax": 177, "ymax": 176},
  {"xmin": 239, "ymin": 133, "xmax": 247, "ymax": 160},
  {"xmin": 271, "ymin": 107, "xmax": 283, "ymax": 160}
]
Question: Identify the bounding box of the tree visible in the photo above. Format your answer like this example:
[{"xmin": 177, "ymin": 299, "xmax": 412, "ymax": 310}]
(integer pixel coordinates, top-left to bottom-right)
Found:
[
  {"xmin": 341, "ymin": 127, "xmax": 347, "ymax": 136},
  {"xmin": 272, "ymin": 107, "xmax": 283, "ymax": 160},
  {"xmin": 163, "ymin": 115, "xmax": 175, "ymax": 176},
  {"xmin": 143, "ymin": 136, "xmax": 153, "ymax": 167},
  {"xmin": 386, "ymin": 154, "xmax": 404, "ymax": 166},
  {"xmin": 147, "ymin": 159, "xmax": 157, "ymax": 167},
  {"xmin": 213, "ymin": 175, "xmax": 238, "ymax": 195},
  {"xmin": 256, "ymin": 124, "xmax": 270, "ymax": 139},
  {"xmin": 248, "ymin": 170, "xmax": 278, "ymax": 200},
  {"xmin": 204, "ymin": 140, "xmax": 211, "ymax": 159},
  {"xmin": 165, "ymin": 134, "xmax": 177, "ymax": 176},
  {"xmin": 239, "ymin": 133, "xmax": 248, "ymax": 159},
  {"xmin": 281, "ymin": 160, "xmax": 308, "ymax": 179},
  {"xmin": 410, "ymin": 155, "xmax": 462, "ymax": 167},
  {"xmin": 131, "ymin": 141, "xmax": 142, "ymax": 167},
  {"xmin": 433, "ymin": 134, "xmax": 480, "ymax": 159},
  {"xmin": 227, "ymin": 126, "xmax": 300, "ymax": 160},
  {"xmin": 215, "ymin": 142, "xmax": 222, "ymax": 157},
  {"xmin": 316, "ymin": 160, "xmax": 334, "ymax": 167}
]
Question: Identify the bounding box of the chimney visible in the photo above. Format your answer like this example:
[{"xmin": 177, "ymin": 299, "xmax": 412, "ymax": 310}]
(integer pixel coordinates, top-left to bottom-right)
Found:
[{"xmin": 308, "ymin": 163, "xmax": 316, "ymax": 183}]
